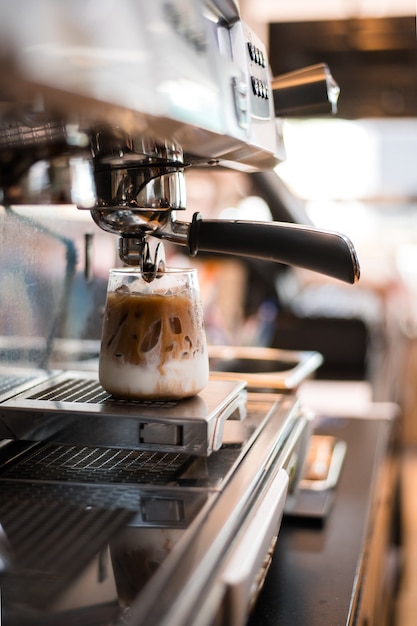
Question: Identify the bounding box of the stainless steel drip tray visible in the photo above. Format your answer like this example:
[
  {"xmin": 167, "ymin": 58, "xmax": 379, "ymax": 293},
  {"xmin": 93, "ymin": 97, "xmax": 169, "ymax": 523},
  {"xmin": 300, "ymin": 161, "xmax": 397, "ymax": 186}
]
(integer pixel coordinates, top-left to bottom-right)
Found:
[
  {"xmin": 0, "ymin": 392, "xmax": 308, "ymax": 626},
  {"xmin": 0, "ymin": 370, "xmax": 247, "ymax": 456}
]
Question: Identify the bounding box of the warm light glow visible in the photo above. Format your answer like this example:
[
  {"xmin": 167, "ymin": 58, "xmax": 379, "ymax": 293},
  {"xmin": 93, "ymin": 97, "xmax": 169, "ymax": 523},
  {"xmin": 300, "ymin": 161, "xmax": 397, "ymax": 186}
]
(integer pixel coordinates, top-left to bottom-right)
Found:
[
  {"xmin": 243, "ymin": 0, "xmax": 415, "ymax": 24},
  {"xmin": 276, "ymin": 119, "xmax": 380, "ymax": 200}
]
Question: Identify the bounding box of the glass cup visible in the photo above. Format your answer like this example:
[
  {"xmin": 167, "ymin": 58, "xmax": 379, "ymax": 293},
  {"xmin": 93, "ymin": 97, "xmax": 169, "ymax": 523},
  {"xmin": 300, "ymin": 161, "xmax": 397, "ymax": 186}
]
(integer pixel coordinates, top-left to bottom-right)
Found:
[{"xmin": 99, "ymin": 267, "xmax": 209, "ymax": 400}]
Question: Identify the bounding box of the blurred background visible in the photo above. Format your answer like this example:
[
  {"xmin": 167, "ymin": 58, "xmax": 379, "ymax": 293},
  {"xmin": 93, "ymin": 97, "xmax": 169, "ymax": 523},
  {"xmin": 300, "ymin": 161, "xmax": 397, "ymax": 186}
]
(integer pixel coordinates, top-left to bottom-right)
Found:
[
  {"xmin": 179, "ymin": 0, "xmax": 417, "ymax": 442},
  {"xmin": 236, "ymin": 0, "xmax": 417, "ymax": 439},
  {"xmin": 0, "ymin": 1, "xmax": 417, "ymax": 624},
  {"xmin": 2, "ymin": 0, "xmax": 417, "ymax": 436}
]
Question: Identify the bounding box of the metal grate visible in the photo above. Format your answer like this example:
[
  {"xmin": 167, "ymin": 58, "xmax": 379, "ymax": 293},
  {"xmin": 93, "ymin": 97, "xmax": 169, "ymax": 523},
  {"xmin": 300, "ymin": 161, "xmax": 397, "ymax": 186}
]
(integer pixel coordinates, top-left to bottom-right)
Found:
[
  {"xmin": 0, "ymin": 478, "xmax": 191, "ymax": 521},
  {"xmin": 0, "ymin": 489, "xmax": 133, "ymax": 608},
  {"xmin": 27, "ymin": 376, "xmax": 178, "ymax": 408},
  {"xmin": 27, "ymin": 377, "xmax": 111, "ymax": 403},
  {"xmin": 0, "ymin": 373, "xmax": 40, "ymax": 397},
  {"xmin": 1, "ymin": 442, "xmax": 192, "ymax": 485}
]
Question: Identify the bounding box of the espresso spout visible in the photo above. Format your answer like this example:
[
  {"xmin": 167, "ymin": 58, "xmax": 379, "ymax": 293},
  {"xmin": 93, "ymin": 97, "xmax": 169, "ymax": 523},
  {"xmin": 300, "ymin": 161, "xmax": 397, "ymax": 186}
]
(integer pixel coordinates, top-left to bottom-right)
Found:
[{"xmin": 272, "ymin": 63, "xmax": 340, "ymax": 117}]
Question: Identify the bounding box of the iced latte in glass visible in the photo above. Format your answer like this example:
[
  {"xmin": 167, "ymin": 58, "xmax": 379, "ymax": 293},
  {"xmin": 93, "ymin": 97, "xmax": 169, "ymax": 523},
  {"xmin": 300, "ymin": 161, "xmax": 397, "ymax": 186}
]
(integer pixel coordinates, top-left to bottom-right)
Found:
[{"xmin": 99, "ymin": 268, "xmax": 209, "ymax": 400}]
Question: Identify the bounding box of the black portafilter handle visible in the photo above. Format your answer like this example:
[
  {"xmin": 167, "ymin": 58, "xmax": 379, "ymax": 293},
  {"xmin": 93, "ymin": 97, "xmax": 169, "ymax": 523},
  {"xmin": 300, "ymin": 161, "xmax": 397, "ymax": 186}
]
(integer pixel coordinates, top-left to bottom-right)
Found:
[{"xmin": 188, "ymin": 213, "xmax": 360, "ymax": 284}]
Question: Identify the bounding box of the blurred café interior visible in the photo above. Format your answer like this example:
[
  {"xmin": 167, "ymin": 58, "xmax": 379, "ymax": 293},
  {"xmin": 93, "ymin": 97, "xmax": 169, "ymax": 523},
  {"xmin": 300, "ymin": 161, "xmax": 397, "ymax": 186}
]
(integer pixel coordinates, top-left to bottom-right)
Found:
[
  {"xmin": 248, "ymin": 2, "xmax": 417, "ymax": 624},
  {"xmin": 182, "ymin": 5, "xmax": 417, "ymax": 618},
  {"xmin": 1, "ymin": 0, "xmax": 417, "ymax": 625},
  {"xmin": 244, "ymin": 2, "xmax": 417, "ymax": 622}
]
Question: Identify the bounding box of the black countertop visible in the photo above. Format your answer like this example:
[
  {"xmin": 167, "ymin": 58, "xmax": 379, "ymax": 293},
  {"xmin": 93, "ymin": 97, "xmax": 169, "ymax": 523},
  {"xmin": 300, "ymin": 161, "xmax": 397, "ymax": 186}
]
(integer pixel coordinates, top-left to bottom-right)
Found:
[{"xmin": 248, "ymin": 413, "xmax": 395, "ymax": 626}]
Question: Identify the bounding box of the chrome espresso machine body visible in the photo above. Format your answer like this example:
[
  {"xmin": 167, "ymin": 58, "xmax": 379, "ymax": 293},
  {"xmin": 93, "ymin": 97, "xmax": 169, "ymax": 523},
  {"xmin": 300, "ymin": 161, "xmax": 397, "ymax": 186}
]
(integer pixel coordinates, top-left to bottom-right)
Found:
[{"xmin": 0, "ymin": 1, "xmax": 359, "ymax": 625}]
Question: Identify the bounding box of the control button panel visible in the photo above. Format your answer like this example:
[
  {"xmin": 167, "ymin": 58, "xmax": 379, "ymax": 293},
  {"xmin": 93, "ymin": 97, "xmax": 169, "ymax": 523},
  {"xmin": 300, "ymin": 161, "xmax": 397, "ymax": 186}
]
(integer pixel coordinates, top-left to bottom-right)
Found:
[
  {"xmin": 247, "ymin": 42, "xmax": 266, "ymax": 68},
  {"xmin": 246, "ymin": 39, "xmax": 271, "ymax": 119}
]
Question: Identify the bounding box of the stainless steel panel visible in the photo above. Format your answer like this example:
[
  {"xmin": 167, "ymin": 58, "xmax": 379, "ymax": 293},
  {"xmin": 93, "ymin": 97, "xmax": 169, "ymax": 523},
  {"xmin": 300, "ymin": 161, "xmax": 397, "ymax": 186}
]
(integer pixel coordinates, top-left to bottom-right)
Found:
[
  {"xmin": 0, "ymin": 392, "xmax": 309, "ymax": 626},
  {"xmin": 0, "ymin": 373, "xmax": 247, "ymax": 455}
]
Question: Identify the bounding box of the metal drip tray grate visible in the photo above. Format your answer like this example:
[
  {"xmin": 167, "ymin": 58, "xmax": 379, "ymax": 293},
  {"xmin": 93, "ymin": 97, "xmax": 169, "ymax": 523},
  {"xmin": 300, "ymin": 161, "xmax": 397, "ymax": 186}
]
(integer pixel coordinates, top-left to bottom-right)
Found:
[
  {"xmin": 28, "ymin": 376, "xmax": 111, "ymax": 404},
  {"xmin": 0, "ymin": 371, "xmax": 247, "ymax": 455},
  {"xmin": 0, "ymin": 374, "xmax": 39, "ymax": 396},
  {"xmin": 1, "ymin": 443, "xmax": 192, "ymax": 485},
  {"xmin": 0, "ymin": 368, "xmax": 52, "ymax": 401},
  {"xmin": 0, "ymin": 441, "xmax": 215, "ymax": 528},
  {"xmin": 0, "ymin": 479, "xmax": 210, "ymax": 525},
  {"xmin": 0, "ymin": 491, "xmax": 134, "ymax": 609},
  {"xmin": 26, "ymin": 376, "xmax": 178, "ymax": 408}
]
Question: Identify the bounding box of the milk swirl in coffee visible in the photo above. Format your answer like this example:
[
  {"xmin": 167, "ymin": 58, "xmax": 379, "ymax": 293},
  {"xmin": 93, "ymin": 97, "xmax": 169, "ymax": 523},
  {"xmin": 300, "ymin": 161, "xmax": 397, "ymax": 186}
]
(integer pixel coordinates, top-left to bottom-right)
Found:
[{"xmin": 99, "ymin": 268, "xmax": 209, "ymax": 400}]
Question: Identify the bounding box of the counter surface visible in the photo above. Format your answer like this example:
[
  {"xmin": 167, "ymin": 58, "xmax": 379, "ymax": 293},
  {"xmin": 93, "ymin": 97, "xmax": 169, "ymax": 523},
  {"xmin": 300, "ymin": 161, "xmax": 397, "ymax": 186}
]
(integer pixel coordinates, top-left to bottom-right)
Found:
[{"xmin": 248, "ymin": 413, "xmax": 396, "ymax": 626}]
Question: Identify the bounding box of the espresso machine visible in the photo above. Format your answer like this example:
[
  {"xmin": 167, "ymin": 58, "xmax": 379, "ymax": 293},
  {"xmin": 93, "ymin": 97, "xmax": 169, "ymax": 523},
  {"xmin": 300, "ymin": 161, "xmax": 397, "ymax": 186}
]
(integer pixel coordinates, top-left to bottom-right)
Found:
[{"xmin": 0, "ymin": 1, "xmax": 359, "ymax": 625}]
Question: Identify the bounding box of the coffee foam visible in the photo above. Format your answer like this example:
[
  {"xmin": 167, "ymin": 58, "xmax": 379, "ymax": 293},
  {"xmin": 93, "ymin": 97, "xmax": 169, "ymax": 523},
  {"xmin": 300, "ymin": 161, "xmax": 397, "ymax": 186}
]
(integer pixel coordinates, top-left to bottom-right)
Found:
[{"xmin": 99, "ymin": 352, "xmax": 209, "ymax": 400}]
